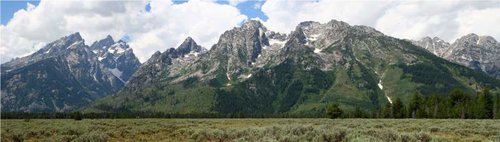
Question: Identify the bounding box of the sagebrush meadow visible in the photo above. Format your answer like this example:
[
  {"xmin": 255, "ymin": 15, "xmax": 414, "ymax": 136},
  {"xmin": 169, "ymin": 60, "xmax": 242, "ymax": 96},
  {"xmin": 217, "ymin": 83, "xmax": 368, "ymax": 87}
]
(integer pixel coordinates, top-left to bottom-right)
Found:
[{"xmin": 2, "ymin": 119, "xmax": 500, "ymax": 142}]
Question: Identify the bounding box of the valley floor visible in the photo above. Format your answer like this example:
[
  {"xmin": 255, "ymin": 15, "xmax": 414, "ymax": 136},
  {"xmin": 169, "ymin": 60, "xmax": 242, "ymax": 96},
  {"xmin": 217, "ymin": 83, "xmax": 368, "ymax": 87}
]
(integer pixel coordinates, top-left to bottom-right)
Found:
[{"xmin": 1, "ymin": 118, "xmax": 499, "ymax": 142}]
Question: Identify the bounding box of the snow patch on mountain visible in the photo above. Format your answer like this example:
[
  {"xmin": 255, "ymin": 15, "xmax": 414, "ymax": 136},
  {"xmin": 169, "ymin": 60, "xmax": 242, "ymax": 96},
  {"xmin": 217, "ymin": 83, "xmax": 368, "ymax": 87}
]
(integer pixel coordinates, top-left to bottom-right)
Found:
[
  {"xmin": 314, "ymin": 48, "xmax": 322, "ymax": 54},
  {"xmin": 377, "ymin": 80, "xmax": 383, "ymax": 90},
  {"xmin": 269, "ymin": 39, "xmax": 286, "ymax": 48}
]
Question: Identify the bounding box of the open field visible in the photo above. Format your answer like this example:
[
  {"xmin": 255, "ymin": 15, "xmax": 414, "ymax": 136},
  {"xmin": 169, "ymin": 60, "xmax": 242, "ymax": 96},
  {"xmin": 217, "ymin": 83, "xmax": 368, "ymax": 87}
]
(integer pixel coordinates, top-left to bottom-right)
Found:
[{"xmin": 1, "ymin": 119, "xmax": 500, "ymax": 142}]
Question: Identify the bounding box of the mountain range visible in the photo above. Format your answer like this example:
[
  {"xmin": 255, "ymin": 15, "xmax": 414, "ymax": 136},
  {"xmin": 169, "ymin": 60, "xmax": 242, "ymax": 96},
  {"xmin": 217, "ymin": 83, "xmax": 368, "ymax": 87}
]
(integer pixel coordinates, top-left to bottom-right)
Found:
[
  {"xmin": 85, "ymin": 20, "xmax": 500, "ymax": 114},
  {"xmin": 1, "ymin": 20, "xmax": 499, "ymax": 114},
  {"xmin": 1, "ymin": 33, "xmax": 140, "ymax": 112},
  {"xmin": 412, "ymin": 34, "xmax": 500, "ymax": 79}
]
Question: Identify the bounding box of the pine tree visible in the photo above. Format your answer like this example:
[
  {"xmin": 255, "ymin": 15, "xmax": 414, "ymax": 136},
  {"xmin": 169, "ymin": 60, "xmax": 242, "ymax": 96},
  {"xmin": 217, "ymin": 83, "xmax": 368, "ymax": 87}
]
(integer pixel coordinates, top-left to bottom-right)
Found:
[
  {"xmin": 71, "ymin": 112, "xmax": 83, "ymax": 121},
  {"xmin": 427, "ymin": 93, "xmax": 439, "ymax": 118},
  {"xmin": 476, "ymin": 88, "xmax": 494, "ymax": 119},
  {"xmin": 410, "ymin": 92, "xmax": 425, "ymax": 118},
  {"xmin": 353, "ymin": 107, "xmax": 365, "ymax": 118},
  {"xmin": 448, "ymin": 89, "xmax": 471, "ymax": 119},
  {"xmin": 494, "ymin": 92, "xmax": 500, "ymax": 119},
  {"xmin": 382, "ymin": 102, "xmax": 392, "ymax": 118},
  {"xmin": 326, "ymin": 104, "xmax": 343, "ymax": 119},
  {"xmin": 392, "ymin": 98, "xmax": 405, "ymax": 118}
]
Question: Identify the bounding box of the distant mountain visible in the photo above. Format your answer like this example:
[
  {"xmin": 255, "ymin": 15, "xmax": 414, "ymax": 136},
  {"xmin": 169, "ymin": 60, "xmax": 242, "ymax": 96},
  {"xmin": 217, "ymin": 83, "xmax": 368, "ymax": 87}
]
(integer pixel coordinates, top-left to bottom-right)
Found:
[
  {"xmin": 1, "ymin": 33, "xmax": 141, "ymax": 112},
  {"xmin": 86, "ymin": 20, "xmax": 500, "ymax": 114},
  {"xmin": 412, "ymin": 34, "xmax": 500, "ymax": 79},
  {"xmin": 89, "ymin": 35, "xmax": 141, "ymax": 82}
]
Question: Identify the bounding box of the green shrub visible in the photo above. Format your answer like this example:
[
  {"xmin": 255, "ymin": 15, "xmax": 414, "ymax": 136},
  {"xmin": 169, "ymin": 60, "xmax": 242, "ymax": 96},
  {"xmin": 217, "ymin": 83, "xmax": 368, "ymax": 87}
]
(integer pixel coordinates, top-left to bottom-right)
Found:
[
  {"xmin": 71, "ymin": 112, "xmax": 83, "ymax": 121},
  {"xmin": 73, "ymin": 131, "xmax": 108, "ymax": 142}
]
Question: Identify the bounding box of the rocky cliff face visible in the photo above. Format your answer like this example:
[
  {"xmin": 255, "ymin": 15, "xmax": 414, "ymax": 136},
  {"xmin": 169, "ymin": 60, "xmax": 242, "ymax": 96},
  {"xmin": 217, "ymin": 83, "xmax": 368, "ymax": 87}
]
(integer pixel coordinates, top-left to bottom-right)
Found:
[
  {"xmin": 90, "ymin": 35, "xmax": 141, "ymax": 82},
  {"xmin": 1, "ymin": 33, "xmax": 141, "ymax": 112},
  {"xmin": 87, "ymin": 20, "xmax": 500, "ymax": 114},
  {"xmin": 413, "ymin": 34, "xmax": 500, "ymax": 79},
  {"xmin": 411, "ymin": 37, "xmax": 450, "ymax": 57}
]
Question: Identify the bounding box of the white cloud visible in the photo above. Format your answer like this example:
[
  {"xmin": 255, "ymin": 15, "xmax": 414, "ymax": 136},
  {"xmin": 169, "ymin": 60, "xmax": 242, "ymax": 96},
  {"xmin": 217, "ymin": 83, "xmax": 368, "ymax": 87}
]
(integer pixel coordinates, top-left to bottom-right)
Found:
[
  {"xmin": 0, "ymin": 0, "xmax": 246, "ymax": 63},
  {"xmin": 228, "ymin": 0, "xmax": 249, "ymax": 6},
  {"xmin": 2, "ymin": 0, "xmax": 500, "ymax": 63},
  {"xmin": 261, "ymin": 0, "xmax": 500, "ymax": 42},
  {"xmin": 456, "ymin": 8, "xmax": 500, "ymax": 41},
  {"xmin": 261, "ymin": 0, "xmax": 393, "ymax": 34}
]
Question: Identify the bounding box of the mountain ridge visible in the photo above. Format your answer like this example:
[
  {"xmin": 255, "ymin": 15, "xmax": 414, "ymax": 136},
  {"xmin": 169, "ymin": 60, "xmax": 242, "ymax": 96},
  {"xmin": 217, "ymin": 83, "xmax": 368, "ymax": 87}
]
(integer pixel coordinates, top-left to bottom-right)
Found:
[
  {"xmin": 412, "ymin": 33, "xmax": 500, "ymax": 79},
  {"xmin": 85, "ymin": 20, "xmax": 500, "ymax": 114},
  {"xmin": 1, "ymin": 33, "xmax": 141, "ymax": 112}
]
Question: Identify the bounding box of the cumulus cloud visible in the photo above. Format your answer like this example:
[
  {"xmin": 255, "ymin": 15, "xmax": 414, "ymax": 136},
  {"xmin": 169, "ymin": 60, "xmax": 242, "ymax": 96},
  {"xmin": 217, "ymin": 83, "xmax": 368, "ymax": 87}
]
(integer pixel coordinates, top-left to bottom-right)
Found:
[
  {"xmin": 129, "ymin": 0, "xmax": 246, "ymax": 61},
  {"xmin": 261, "ymin": 0, "xmax": 393, "ymax": 34},
  {"xmin": 455, "ymin": 8, "xmax": 500, "ymax": 41},
  {"xmin": 2, "ymin": 0, "xmax": 500, "ymax": 63},
  {"xmin": 261, "ymin": 0, "xmax": 500, "ymax": 42},
  {"xmin": 1, "ymin": 0, "xmax": 246, "ymax": 62},
  {"xmin": 228, "ymin": 0, "xmax": 249, "ymax": 6}
]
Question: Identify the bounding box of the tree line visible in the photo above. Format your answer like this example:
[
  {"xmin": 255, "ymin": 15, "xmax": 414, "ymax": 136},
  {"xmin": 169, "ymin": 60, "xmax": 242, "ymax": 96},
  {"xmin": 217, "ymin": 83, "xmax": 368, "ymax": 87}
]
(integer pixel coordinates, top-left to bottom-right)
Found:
[
  {"xmin": 1, "ymin": 112, "xmax": 324, "ymax": 119},
  {"xmin": 327, "ymin": 88, "xmax": 500, "ymax": 119},
  {"xmin": 3, "ymin": 88, "xmax": 499, "ymax": 120}
]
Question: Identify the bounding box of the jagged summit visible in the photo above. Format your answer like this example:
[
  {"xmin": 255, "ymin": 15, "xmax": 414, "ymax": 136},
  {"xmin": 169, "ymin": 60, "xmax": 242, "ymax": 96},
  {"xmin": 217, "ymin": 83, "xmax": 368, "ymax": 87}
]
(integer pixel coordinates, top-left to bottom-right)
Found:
[
  {"xmin": 454, "ymin": 33, "xmax": 498, "ymax": 46},
  {"xmin": 65, "ymin": 32, "xmax": 83, "ymax": 41},
  {"xmin": 297, "ymin": 21, "xmax": 321, "ymax": 29},
  {"xmin": 177, "ymin": 37, "xmax": 203, "ymax": 56},
  {"xmin": 413, "ymin": 33, "xmax": 500, "ymax": 79},
  {"xmin": 1, "ymin": 32, "xmax": 141, "ymax": 112},
  {"xmin": 242, "ymin": 20, "xmax": 264, "ymax": 29},
  {"xmin": 91, "ymin": 35, "xmax": 115, "ymax": 49},
  {"xmin": 52, "ymin": 32, "xmax": 85, "ymax": 48}
]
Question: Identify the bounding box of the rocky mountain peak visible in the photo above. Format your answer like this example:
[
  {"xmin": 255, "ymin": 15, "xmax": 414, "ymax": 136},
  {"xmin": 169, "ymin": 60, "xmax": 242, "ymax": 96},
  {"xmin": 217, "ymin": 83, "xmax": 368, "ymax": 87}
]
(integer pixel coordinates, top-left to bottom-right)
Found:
[
  {"xmin": 411, "ymin": 36, "xmax": 450, "ymax": 57},
  {"xmin": 413, "ymin": 33, "xmax": 500, "ymax": 79},
  {"xmin": 87, "ymin": 35, "xmax": 140, "ymax": 82},
  {"xmin": 297, "ymin": 21, "xmax": 322, "ymax": 30},
  {"xmin": 177, "ymin": 37, "xmax": 203, "ymax": 56},
  {"xmin": 453, "ymin": 33, "xmax": 498, "ymax": 47},
  {"xmin": 242, "ymin": 20, "xmax": 264, "ymax": 29},
  {"xmin": 90, "ymin": 35, "xmax": 115, "ymax": 49},
  {"xmin": 48, "ymin": 32, "xmax": 84, "ymax": 49},
  {"xmin": 214, "ymin": 20, "xmax": 269, "ymax": 63},
  {"xmin": 287, "ymin": 19, "xmax": 354, "ymax": 51},
  {"xmin": 64, "ymin": 32, "xmax": 84, "ymax": 42},
  {"xmin": 454, "ymin": 33, "xmax": 480, "ymax": 46},
  {"xmin": 0, "ymin": 32, "xmax": 139, "ymax": 112},
  {"xmin": 326, "ymin": 19, "xmax": 350, "ymax": 28},
  {"xmin": 421, "ymin": 36, "xmax": 433, "ymax": 42}
]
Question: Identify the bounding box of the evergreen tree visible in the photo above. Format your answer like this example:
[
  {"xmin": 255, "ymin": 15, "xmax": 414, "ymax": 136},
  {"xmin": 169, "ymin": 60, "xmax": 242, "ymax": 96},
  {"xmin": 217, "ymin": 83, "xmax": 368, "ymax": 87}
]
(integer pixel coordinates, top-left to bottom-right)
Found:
[
  {"xmin": 353, "ymin": 107, "xmax": 365, "ymax": 118},
  {"xmin": 476, "ymin": 88, "xmax": 494, "ymax": 119},
  {"xmin": 392, "ymin": 98, "xmax": 405, "ymax": 118},
  {"xmin": 448, "ymin": 89, "xmax": 471, "ymax": 119},
  {"xmin": 326, "ymin": 104, "xmax": 343, "ymax": 119},
  {"xmin": 410, "ymin": 92, "xmax": 426, "ymax": 118},
  {"xmin": 439, "ymin": 94, "xmax": 454, "ymax": 118},
  {"xmin": 382, "ymin": 102, "xmax": 392, "ymax": 118},
  {"xmin": 71, "ymin": 112, "xmax": 83, "ymax": 121},
  {"xmin": 494, "ymin": 92, "xmax": 500, "ymax": 119},
  {"xmin": 426, "ymin": 93, "xmax": 439, "ymax": 118}
]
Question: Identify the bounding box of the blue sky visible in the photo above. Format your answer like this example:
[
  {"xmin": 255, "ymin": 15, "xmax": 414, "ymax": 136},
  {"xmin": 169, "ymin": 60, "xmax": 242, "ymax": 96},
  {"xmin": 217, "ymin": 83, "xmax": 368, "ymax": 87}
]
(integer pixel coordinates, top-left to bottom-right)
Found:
[
  {"xmin": 1, "ymin": 0, "xmax": 266, "ymax": 25},
  {"xmin": 1, "ymin": 1, "xmax": 40, "ymax": 25}
]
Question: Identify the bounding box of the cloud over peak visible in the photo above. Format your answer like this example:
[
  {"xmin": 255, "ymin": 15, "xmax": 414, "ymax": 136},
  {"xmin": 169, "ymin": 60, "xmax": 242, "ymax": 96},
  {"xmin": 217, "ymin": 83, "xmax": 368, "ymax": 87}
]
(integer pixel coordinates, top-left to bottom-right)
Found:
[
  {"xmin": 1, "ymin": 0, "xmax": 499, "ymax": 63},
  {"xmin": 1, "ymin": 0, "xmax": 246, "ymax": 62}
]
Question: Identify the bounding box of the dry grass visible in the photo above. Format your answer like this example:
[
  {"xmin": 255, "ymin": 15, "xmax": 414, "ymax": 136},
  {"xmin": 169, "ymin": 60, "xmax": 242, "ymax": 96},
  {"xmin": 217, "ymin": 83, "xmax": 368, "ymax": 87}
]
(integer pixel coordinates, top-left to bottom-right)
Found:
[{"xmin": 1, "ymin": 119, "xmax": 499, "ymax": 142}]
